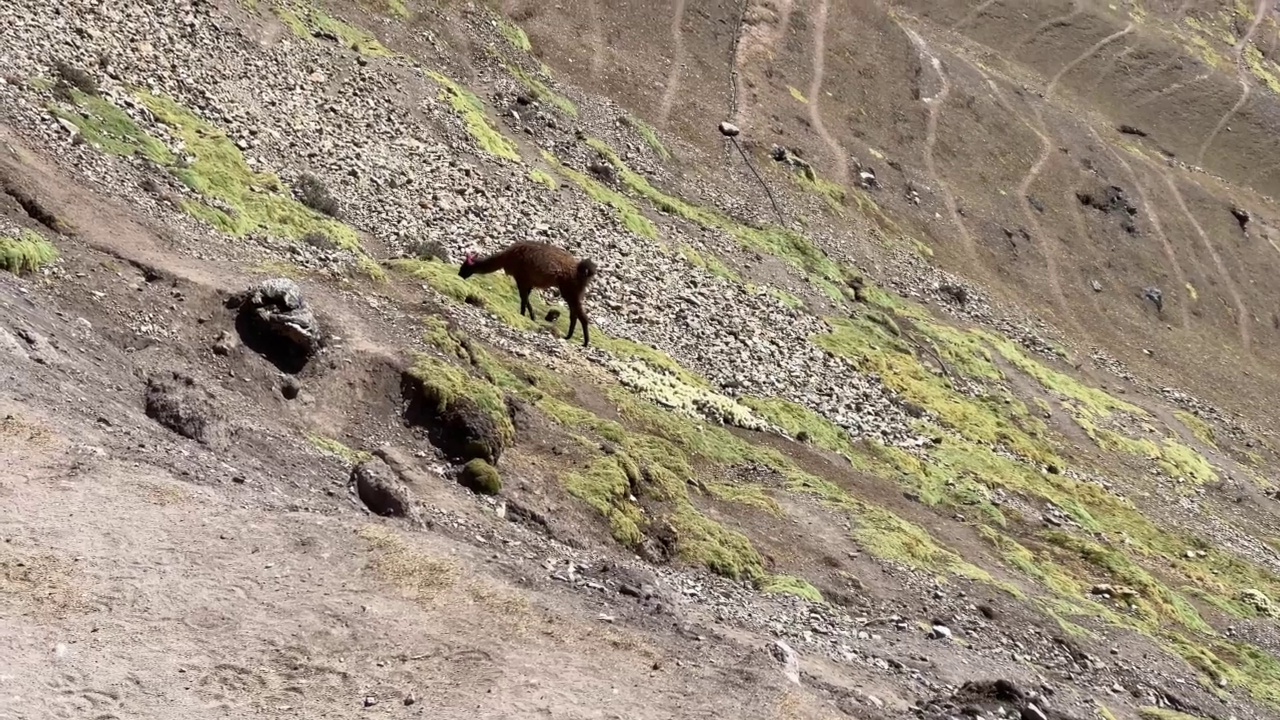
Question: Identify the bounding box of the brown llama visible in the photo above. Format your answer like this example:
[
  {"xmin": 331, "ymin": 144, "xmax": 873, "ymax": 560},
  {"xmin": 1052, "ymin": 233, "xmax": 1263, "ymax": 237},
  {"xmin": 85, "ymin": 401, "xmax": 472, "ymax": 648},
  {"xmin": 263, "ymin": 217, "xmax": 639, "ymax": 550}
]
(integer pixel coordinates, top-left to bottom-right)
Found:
[{"xmin": 457, "ymin": 240, "xmax": 600, "ymax": 347}]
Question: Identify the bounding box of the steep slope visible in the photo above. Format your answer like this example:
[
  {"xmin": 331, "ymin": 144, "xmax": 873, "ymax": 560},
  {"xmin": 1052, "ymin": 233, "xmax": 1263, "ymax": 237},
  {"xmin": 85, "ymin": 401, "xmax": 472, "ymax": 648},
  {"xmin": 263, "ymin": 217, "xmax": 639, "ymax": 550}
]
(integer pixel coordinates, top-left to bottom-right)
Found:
[{"xmin": 3, "ymin": 0, "xmax": 1280, "ymax": 719}]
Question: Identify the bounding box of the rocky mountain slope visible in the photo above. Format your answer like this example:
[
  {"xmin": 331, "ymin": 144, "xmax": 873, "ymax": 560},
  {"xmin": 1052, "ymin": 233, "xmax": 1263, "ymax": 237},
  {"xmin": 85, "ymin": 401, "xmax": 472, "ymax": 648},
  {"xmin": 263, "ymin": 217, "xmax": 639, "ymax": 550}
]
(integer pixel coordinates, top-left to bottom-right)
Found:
[{"xmin": 4, "ymin": 0, "xmax": 1280, "ymax": 718}]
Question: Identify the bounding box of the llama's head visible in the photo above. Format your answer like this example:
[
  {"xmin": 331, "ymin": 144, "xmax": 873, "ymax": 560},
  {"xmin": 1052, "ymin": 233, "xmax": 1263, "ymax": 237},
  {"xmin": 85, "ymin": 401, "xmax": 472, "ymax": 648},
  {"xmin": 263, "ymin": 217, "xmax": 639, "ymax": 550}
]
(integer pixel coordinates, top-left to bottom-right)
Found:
[{"xmin": 458, "ymin": 251, "xmax": 477, "ymax": 278}]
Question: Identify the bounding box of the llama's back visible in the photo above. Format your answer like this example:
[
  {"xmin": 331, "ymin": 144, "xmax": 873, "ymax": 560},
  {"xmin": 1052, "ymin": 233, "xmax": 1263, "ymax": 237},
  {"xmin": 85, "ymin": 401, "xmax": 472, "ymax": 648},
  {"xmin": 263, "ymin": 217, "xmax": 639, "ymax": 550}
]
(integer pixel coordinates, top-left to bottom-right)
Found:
[{"xmin": 507, "ymin": 241, "xmax": 579, "ymax": 287}]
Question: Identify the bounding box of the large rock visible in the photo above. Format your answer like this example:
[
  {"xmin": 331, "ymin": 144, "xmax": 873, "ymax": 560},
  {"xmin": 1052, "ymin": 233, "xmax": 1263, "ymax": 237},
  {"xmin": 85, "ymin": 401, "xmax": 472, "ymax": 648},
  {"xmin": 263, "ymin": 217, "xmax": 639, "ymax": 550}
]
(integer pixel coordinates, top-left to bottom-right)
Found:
[
  {"xmin": 224, "ymin": 278, "xmax": 322, "ymax": 373},
  {"xmin": 352, "ymin": 458, "xmax": 413, "ymax": 517}
]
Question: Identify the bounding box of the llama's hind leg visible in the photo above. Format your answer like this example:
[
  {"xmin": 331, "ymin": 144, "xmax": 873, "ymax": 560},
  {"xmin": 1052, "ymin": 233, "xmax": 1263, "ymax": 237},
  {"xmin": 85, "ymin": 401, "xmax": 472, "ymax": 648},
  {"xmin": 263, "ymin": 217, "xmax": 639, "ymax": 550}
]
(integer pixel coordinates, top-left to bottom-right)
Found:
[
  {"xmin": 517, "ymin": 283, "xmax": 535, "ymax": 320},
  {"xmin": 567, "ymin": 294, "xmax": 589, "ymax": 347}
]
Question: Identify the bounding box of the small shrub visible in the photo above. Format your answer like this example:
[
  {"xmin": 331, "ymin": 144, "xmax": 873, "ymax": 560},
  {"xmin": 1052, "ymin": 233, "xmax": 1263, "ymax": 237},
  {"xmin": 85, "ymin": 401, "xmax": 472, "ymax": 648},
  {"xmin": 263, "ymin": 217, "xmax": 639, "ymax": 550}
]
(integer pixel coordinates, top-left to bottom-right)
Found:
[
  {"xmin": 51, "ymin": 60, "xmax": 98, "ymax": 98},
  {"xmin": 459, "ymin": 458, "xmax": 502, "ymax": 495},
  {"xmin": 409, "ymin": 238, "xmax": 449, "ymax": 262},
  {"xmin": 295, "ymin": 173, "xmax": 341, "ymax": 218},
  {"xmin": 301, "ymin": 231, "xmax": 338, "ymax": 250}
]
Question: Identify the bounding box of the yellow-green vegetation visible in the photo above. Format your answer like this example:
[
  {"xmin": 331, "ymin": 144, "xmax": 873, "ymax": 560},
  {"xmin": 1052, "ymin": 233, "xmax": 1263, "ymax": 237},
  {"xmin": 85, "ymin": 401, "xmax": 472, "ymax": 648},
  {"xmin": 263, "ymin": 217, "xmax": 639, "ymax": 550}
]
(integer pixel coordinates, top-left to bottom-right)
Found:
[
  {"xmin": 528, "ymin": 168, "xmax": 558, "ymax": 189},
  {"xmin": 541, "ymin": 150, "xmax": 656, "ymax": 239},
  {"xmin": 358, "ymin": 524, "xmax": 459, "ymax": 600},
  {"xmin": 1097, "ymin": 704, "xmax": 1120, "ymax": 720},
  {"xmin": 361, "ymin": 0, "xmax": 409, "ymax": 19},
  {"xmin": 48, "ymin": 86, "xmax": 381, "ymax": 276},
  {"xmin": 414, "ymin": 302, "xmax": 986, "ymax": 594},
  {"xmin": 763, "ymin": 285, "xmax": 805, "ymax": 309},
  {"xmin": 496, "ymin": 15, "xmax": 532, "ymax": 52},
  {"xmin": 427, "ymin": 71, "xmax": 522, "ymax": 163},
  {"xmin": 459, "ymin": 458, "xmax": 503, "ymax": 495},
  {"xmin": 740, "ymin": 396, "xmax": 855, "ymax": 456},
  {"xmin": 308, "ymin": 434, "xmax": 373, "ymax": 464},
  {"xmin": 135, "ymin": 91, "xmax": 380, "ymax": 276},
  {"xmin": 788, "ymin": 85, "xmax": 809, "ymax": 103},
  {"xmin": 677, "ymin": 243, "xmax": 740, "ymax": 281},
  {"xmin": 505, "ymin": 63, "xmax": 578, "ymax": 117},
  {"xmin": 0, "ymin": 230, "xmax": 59, "ymax": 276},
  {"xmin": 583, "ymin": 137, "xmax": 847, "ymax": 283},
  {"xmin": 761, "ymin": 574, "xmax": 824, "ymax": 602},
  {"xmin": 407, "ymin": 352, "xmax": 516, "ymax": 456},
  {"xmin": 1243, "ymin": 44, "xmax": 1280, "ymax": 95},
  {"xmin": 791, "ymin": 167, "xmax": 847, "ymax": 214},
  {"xmin": 609, "ymin": 358, "xmax": 768, "ymax": 431},
  {"xmin": 49, "ymin": 89, "xmax": 175, "ymax": 164},
  {"xmin": 1137, "ymin": 709, "xmax": 1208, "ymax": 720},
  {"xmin": 622, "ymin": 115, "xmax": 671, "ymax": 160},
  {"xmin": 1186, "ymin": 282, "xmax": 1199, "ymax": 301},
  {"xmin": 273, "ymin": 1, "xmax": 395, "ymax": 57}
]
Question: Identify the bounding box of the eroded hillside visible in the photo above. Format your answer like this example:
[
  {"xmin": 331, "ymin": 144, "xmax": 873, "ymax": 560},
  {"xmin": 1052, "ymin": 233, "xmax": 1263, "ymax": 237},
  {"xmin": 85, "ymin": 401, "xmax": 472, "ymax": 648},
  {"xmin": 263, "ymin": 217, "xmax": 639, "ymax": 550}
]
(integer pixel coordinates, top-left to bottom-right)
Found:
[{"xmin": 3, "ymin": 0, "xmax": 1280, "ymax": 719}]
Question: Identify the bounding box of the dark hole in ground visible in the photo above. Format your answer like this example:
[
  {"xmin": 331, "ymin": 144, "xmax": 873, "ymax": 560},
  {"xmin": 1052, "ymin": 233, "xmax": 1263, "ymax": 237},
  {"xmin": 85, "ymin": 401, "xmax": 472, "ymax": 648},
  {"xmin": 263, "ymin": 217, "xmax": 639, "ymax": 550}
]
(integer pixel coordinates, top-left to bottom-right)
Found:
[
  {"xmin": 0, "ymin": 174, "xmax": 71, "ymax": 235},
  {"xmin": 233, "ymin": 309, "xmax": 313, "ymax": 374},
  {"xmin": 399, "ymin": 370, "xmax": 507, "ymax": 464}
]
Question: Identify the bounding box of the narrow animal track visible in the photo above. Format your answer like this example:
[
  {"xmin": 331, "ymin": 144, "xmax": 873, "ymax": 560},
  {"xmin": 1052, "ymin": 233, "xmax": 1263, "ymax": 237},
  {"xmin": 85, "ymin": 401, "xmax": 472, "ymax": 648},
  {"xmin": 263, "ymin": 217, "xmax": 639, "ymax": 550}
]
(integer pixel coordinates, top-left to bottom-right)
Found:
[
  {"xmin": 954, "ymin": 0, "xmax": 1001, "ymax": 30},
  {"xmin": 1160, "ymin": 166, "xmax": 1253, "ymax": 351},
  {"xmin": 1045, "ymin": 23, "xmax": 1135, "ymax": 98},
  {"xmin": 1196, "ymin": 0, "xmax": 1273, "ymax": 166},
  {"xmin": 805, "ymin": 0, "xmax": 849, "ymax": 185},
  {"xmin": 1135, "ymin": 72, "xmax": 1212, "ymax": 108},
  {"xmin": 1016, "ymin": 103, "xmax": 1080, "ymax": 333},
  {"xmin": 587, "ymin": 0, "xmax": 606, "ymax": 80},
  {"xmin": 1011, "ymin": 1, "xmax": 1082, "ymax": 51},
  {"xmin": 1196, "ymin": 77, "xmax": 1251, "ymax": 167},
  {"xmin": 903, "ymin": 25, "xmax": 977, "ymax": 260},
  {"xmin": 1096, "ymin": 129, "xmax": 1193, "ymax": 329},
  {"xmin": 657, "ymin": 0, "xmax": 689, "ymax": 128}
]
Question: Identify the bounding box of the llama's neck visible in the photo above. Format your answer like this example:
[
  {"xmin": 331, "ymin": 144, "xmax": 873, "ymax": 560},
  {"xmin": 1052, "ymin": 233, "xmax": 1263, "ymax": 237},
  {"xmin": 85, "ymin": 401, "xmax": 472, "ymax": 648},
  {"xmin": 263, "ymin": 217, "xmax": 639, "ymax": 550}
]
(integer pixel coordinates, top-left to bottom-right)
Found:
[{"xmin": 468, "ymin": 250, "xmax": 509, "ymax": 275}]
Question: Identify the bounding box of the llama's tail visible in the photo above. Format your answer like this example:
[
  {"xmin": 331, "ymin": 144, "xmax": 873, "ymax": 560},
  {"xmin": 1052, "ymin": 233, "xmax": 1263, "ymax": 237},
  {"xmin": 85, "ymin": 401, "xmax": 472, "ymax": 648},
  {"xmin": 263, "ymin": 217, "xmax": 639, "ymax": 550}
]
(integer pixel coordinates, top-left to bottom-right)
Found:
[{"xmin": 576, "ymin": 258, "xmax": 599, "ymax": 284}]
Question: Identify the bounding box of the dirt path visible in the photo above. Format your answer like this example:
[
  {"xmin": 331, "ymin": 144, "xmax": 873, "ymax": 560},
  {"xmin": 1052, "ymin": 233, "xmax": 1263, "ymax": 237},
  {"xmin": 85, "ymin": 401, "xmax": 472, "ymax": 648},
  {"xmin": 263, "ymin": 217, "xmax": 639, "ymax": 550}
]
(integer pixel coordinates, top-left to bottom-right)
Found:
[
  {"xmin": 730, "ymin": 0, "xmax": 796, "ymax": 128},
  {"xmin": 1095, "ymin": 128, "xmax": 1194, "ymax": 329},
  {"xmin": 1011, "ymin": 0, "xmax": 1082, "ymax": 51},
  {"xmin": 1158, "ymin": 164, "xmax": 1253, "ymax": 352},
  {"xmin": 1045, "ymin": 23, "xmax": 1135, "ymax": 99},
  {"xmin": 587, "ymin": 0, "xmax": 606, "ymax": 79},
  {"xmin": 904, "ymin": 26, "xmax": 979, "ymax": 260},
  {"xmin": 804, "ymin": 0, "xmax": 850, "ymax": 186},
  {"xmin": 953, "ymin": 0, "xmax": 1000, "ymax": 30},
  {"xmin": 1196, "ymin": 0, "xmax": 1275, "ymax": 166},
  {"xmin": 657, "ymin": 0, "xmax": 689, "ymax": 128},
  {"xmin": 1135, "ymin": 70, "xmax": 1213, "ymax": 108}
]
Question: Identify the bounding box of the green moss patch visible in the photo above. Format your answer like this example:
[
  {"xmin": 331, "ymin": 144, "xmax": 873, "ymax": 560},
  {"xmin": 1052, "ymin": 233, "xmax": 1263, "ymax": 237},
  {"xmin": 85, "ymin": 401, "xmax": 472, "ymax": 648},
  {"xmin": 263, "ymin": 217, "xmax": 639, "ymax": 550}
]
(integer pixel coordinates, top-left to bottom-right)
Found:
[
  {"xmin": 49, "ymin": 89, "xmax": 174, "ymax": 164},
  {"xmin": 528, "ymin": 168, "xmax": 558, "ymax": 189},
  {"xmin": 405, "ymin": 353, "xmax": 514, "ymax": 462},
  {"xmin": 583, "ymin": 137, "xmax": 846, "ymax": 282},
  {"xmin": 505, "ymin": 63, "xmax": 578, "ymax": 117},
  {"xmin": 459, "ymin": 458, "xmax": 503, "ymax": 495},
  {"xmin": 427, "ymin": 71, "xmax": 522, "ymax": 163},
  {"xmin": 542, "ymin": 150, "xmax": 655, "ymax": 239},
  {"xmin": 0, "ymin": 231, "xmax": 59, "ymax": 276},
  {"xmin": 274, "ymin": 2, "xmax": 396, "ymax": 57},
  {"xmin": 621, "ymin": 115, "xmax": 671, "ymax": 160},
  {"xmin": 308, "ymin": 434, "xmax": 373, "ymax": 464}
]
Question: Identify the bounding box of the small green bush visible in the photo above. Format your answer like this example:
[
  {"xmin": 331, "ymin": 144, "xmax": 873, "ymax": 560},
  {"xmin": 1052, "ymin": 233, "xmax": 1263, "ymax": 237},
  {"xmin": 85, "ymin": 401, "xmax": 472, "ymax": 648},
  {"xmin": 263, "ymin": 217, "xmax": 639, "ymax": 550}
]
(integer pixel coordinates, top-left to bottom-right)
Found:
[
  {"xmin": 459, "ymin": 458, "xmax": 502, "ymax": 495},
  {"xmin": 0, "ymin": 231, "xmax": 59, "ymax": 275}
]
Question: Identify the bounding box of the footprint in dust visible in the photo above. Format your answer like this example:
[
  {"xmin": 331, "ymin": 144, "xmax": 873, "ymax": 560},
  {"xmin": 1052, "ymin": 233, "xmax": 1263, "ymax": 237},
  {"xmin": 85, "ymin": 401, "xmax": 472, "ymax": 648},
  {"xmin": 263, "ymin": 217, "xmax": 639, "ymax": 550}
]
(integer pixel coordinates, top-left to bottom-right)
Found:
[
  {"xmin": 42, "ymin": 671, "xmax": 124, "ymax": 717},
  {"xmin": 195, "ymin": 663, "xmax": 269, "ymax": 697}
]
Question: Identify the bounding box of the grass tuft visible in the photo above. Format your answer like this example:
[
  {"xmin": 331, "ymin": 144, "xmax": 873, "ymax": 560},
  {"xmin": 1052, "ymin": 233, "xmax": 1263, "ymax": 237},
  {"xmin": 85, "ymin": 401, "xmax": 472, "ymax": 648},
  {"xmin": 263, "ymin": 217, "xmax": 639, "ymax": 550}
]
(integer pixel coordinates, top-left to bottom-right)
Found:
[
  {"xmin": 0, "ymin": 231, "xmax": 59, "ymax": 276},
  {"xmin": 426, "ymin": 71, "xmax": 522, "ymax": 162}
]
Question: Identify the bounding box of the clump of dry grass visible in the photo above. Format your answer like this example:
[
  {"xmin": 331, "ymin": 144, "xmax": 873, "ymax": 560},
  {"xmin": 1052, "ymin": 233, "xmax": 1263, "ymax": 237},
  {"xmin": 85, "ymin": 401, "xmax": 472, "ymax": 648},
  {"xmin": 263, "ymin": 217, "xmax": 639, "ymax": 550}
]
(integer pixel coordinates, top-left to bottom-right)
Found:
[{"xmin": 358, "ymin": 525, "xmax": 459, "ymax": 601}]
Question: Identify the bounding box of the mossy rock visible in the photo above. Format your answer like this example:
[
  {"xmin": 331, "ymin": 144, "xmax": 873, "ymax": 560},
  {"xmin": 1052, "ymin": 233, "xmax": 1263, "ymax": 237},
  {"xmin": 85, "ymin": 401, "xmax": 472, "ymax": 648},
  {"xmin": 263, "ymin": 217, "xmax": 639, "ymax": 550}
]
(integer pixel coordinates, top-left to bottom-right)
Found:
[
  {"xmin": 459, "ymin": 459, "xmax": 502, "ymax": 495},
  {"xmin": 400, "ymin": 359, "xmax": 513, "ymax": 464}
]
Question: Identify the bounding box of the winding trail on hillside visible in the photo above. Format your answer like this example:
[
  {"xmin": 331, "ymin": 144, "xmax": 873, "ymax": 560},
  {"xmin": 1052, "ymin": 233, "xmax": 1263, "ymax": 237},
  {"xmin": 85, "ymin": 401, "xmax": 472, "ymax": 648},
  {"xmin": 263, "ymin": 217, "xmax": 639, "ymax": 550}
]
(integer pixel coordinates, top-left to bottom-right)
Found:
[
  {"xmin": 805, "ymin": 0, "xmax": 849, "ymax": 185},
  {"xmin": 1095, "ymin": 129, "xmax": 1193, "ymax": 329},
  {"xmin": 903, "ymin": 27, "xmax": 977, "ymax": 259},
  {"xmin": 1196, "ymin": 0, "xmax": 1274, "ymax": 166},
  {"xmin": 587, "ymin": 0, "xmax": 606, "ymax": 79},
  {"xmin": 1045, "ymin": 23, "xmax": 1135, "ymax": 98},
  {"xmin": 1135, "ymin": 71, "xmax": 1213, "ymax": 108},
  {"xmin": 1015, "ymin": 103, "xmax": 1078, "ymax": 331},
  {"xmin": 1011, "ymin": 1, "xmax": 1082, "ymax": 51},
  {"xmin": 657, "ymin": 0, "xmax": 689, "ymax": 128},
  {"xmin": 1159, "ymin": 166, "xmax": 1253, "ymax": 351},
  {"xmin": 954, "ymin": 0, "xmax": 1000, "ymax": 30}
]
